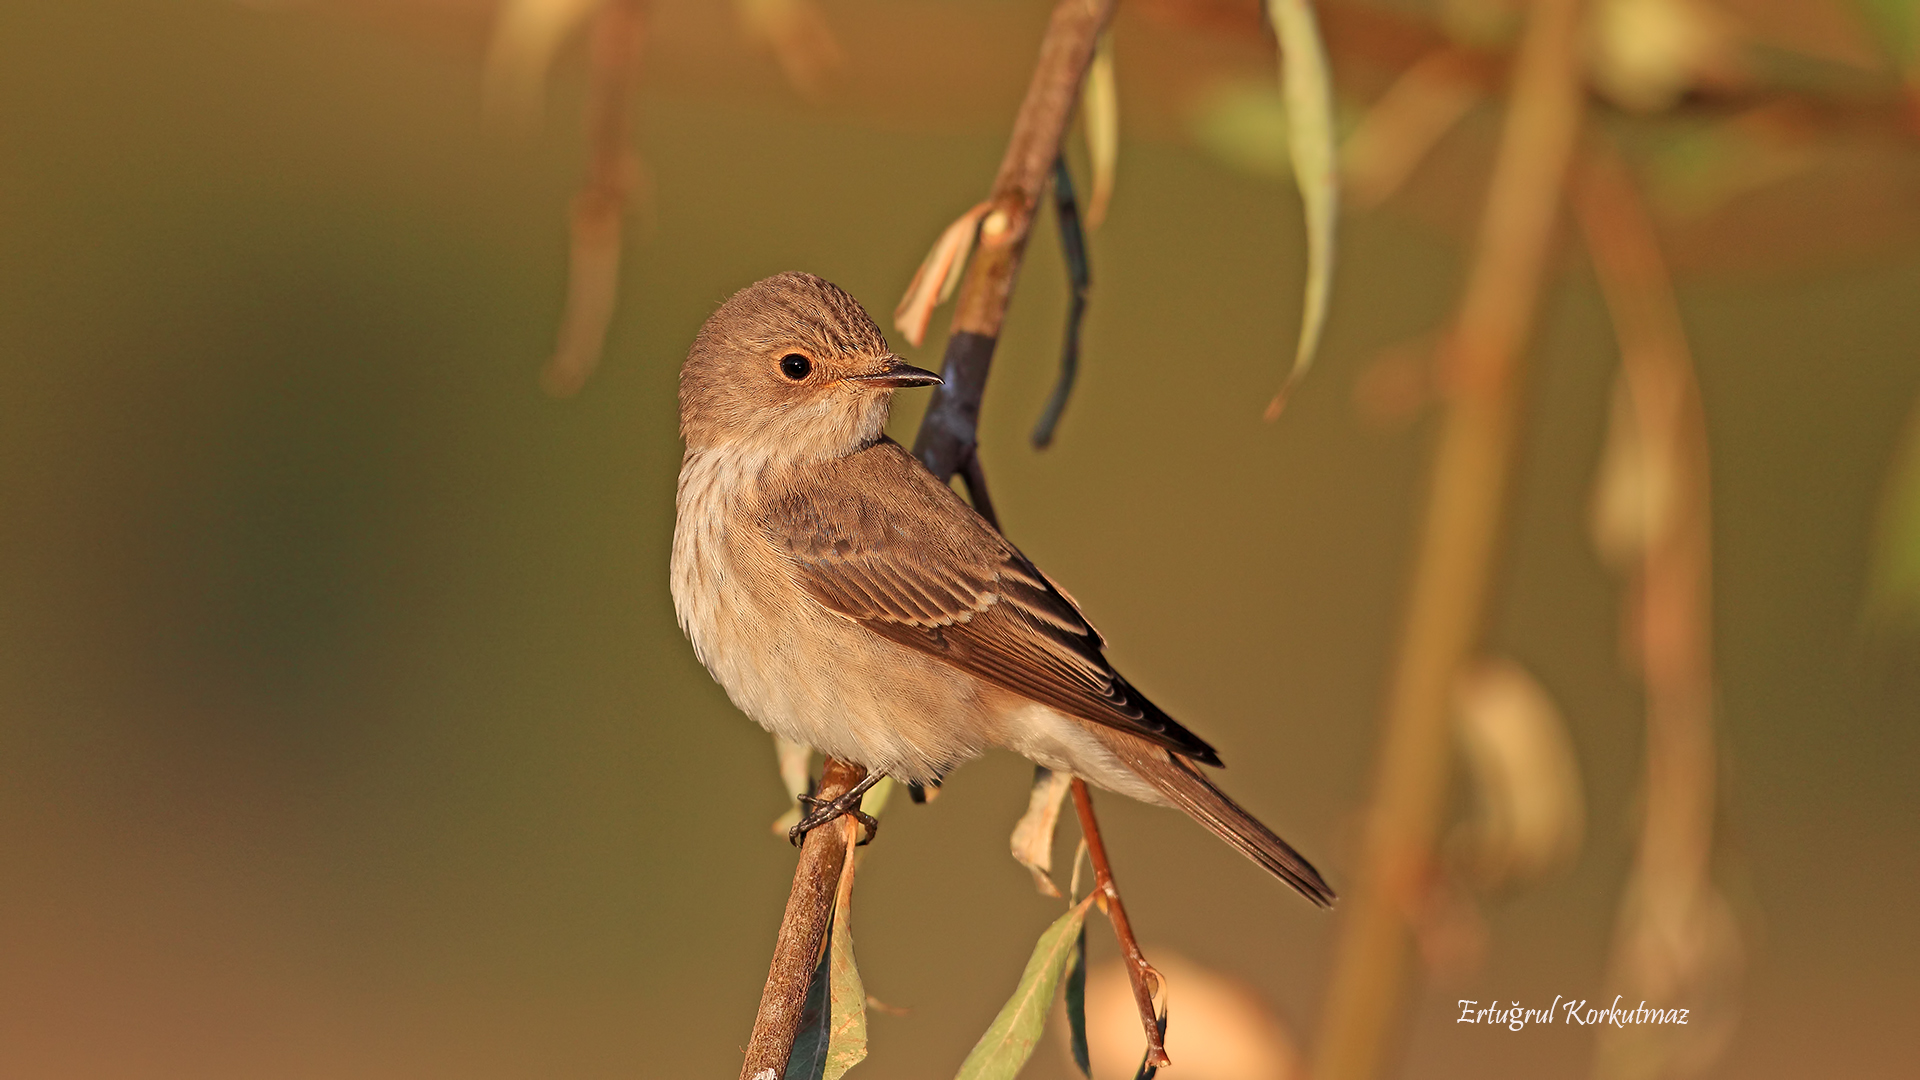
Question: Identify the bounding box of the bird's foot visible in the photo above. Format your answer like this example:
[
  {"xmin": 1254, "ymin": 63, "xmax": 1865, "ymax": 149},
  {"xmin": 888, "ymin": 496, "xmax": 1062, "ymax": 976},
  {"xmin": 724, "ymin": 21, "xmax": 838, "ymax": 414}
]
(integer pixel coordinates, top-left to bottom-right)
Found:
[{"xmin": 788, "ymin": 772, "xmax": 885, "ymax": 847}]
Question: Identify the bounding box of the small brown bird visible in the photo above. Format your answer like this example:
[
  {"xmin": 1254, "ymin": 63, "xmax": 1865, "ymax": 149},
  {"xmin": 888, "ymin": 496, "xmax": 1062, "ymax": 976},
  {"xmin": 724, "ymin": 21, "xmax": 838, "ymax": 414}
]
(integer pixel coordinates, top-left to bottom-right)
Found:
[{"xmin": 671, "ymin": 272, "xmax": 1332, "ymax": 905}]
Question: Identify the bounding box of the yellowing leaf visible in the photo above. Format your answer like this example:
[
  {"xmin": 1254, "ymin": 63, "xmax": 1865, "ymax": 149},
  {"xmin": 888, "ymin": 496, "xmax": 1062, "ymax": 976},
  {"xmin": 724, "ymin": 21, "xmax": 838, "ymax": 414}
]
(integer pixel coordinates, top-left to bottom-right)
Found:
[
  {"xmin": 1264, "ymin": 0, "xmax": 1340, "ymax": 420},
  {"xmin": 1081, "ymin": 32, "xmax": 1119, "ymax": 229},
  {"xmin": 824, "ymin": 819, "xmax": 868, "ymax": 1080},
  {"xmin": 955, "ymin": 895, "xmax": 1097, "ymax": 1080},
  {"xmin": 786, "ymin": 820, "xmax": 869, "ymax": 1080},
  {"xmin": 1010, "ymin": 766, "xmax": 1073, "ymax": 897}
]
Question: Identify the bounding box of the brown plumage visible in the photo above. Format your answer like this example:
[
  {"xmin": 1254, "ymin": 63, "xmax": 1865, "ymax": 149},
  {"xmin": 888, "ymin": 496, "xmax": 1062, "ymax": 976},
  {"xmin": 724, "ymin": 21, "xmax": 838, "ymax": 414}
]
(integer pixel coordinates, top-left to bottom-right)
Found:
[{"xmin": 670, "ymin": 272, "xmax": 1333, "ymax": 906}]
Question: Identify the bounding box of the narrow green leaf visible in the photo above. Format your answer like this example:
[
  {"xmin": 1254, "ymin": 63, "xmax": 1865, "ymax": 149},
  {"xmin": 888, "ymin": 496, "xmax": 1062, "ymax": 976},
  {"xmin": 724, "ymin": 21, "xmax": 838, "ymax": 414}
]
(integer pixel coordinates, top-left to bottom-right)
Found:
[
  {"xmin": 1064, "ymin": 922, "xmax": 1090, "ymax": 1078},
  {"xmin": 1264, "ymin": 0, "xmax": 1339, "ymax": 418},
  {"xmin": 784, "ymin": 942, "xmax": 832, "ymax": 1080},
  {"xmin": 954, "ymin": 896, "xmax": 1097, "ymax": 1080}
]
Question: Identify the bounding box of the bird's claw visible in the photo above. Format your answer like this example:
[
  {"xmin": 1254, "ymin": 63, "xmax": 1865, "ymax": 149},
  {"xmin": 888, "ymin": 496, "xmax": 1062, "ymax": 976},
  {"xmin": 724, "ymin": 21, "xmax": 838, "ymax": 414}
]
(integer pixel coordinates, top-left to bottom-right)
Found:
[{"xmin": 788, "ymin": 792, "xmax": 880, "ymax": 847}]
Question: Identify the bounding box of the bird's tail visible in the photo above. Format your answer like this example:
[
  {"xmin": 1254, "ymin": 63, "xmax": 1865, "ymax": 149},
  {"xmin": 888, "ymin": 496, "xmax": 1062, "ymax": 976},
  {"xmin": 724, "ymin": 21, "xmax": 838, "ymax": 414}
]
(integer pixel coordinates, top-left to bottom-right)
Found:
[{"xmin": 1090, "ymin": 726, "xmax": 1336, "ymax": 907}]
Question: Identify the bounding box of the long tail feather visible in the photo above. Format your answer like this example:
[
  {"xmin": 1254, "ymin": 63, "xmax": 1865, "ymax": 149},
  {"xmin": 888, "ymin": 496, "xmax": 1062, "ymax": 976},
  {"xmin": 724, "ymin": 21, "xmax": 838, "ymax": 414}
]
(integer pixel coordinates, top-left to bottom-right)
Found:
[{"xmin": 1091, "ymin": 727, "xmax": 1336, "ymax": 907}]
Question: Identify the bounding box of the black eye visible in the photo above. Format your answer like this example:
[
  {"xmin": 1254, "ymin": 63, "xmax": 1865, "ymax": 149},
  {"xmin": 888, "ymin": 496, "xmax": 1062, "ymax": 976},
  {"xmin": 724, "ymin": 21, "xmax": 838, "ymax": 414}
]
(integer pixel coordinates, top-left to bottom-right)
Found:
[{"xmin": 779, "ymin": 353, "xmax": 812, "ymax": 380}]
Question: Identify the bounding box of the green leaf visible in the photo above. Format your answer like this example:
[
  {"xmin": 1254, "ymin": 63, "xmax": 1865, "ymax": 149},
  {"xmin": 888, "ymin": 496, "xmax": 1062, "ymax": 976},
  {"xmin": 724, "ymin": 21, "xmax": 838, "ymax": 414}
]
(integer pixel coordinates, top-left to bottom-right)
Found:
[
  {"xmin": 1265, "ymin": 0, "xmax": 1339, "ymax": 417},
  {"xmin": 1064, "ymin": 922, "xmax": 1090, "ymax": 1078},
  {"xmin": 954, "ymin": 896, "xmax": 1097, "ymax": 1080}
]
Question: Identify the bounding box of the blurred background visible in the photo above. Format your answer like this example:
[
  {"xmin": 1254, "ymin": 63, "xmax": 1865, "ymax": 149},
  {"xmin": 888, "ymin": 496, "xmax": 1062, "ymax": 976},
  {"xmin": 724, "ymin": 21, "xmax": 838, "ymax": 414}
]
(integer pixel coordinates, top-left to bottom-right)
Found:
[{"xmin": 2, "ymin": 1, "xmax": 1915, "ymax": 1078}]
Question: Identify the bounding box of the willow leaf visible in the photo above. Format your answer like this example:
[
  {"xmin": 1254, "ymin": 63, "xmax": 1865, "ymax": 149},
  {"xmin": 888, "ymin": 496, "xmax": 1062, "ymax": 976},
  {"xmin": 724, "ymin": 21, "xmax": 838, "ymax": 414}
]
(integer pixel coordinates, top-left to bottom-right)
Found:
[
  {"xmin": 823, "ymin": 825, "xmax": 868, "ymax": 1080},
  {"xmin": 1064, "ymin": 921, "xmax": 1090, "ymax": 1077},
  {"xmin": 954, "ymin": 895, "xmax": 1097, "ymax": 1080},
  {"xmin": 1264, "ymin": 0, "xmax": 1338, "ymax": 418},
  {"xmin": 1082, "ymin": 31, "xmax": 1119, "ymax": 228}
]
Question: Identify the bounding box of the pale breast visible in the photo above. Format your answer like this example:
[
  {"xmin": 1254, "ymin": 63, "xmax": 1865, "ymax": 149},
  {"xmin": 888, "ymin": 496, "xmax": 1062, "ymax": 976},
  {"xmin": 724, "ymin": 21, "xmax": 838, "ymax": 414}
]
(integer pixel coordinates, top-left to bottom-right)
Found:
[{"xmin": 670, "ymin": 448, "xmax": 992, "ymax": 781}]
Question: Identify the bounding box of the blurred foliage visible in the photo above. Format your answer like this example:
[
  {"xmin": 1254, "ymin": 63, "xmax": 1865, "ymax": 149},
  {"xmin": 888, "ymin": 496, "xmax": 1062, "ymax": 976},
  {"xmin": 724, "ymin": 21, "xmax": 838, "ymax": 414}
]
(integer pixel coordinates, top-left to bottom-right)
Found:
[
  {"xmin": 1868, "ymin": 402, "xmax": 1920, "ymax": 626},
  {"xmin": 2, "ymin": 1, "xmax": 1918, "ymax": 1079}
]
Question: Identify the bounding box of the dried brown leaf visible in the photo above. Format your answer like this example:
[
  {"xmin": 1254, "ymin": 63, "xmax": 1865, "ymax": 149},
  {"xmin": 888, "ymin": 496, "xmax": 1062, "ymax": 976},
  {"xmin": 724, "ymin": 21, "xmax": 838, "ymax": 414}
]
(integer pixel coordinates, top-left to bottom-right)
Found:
[
  {"xmin": 1011, "ymin": 766, "xmax": 1074, "ymax": 898},
  {"xmin": 894, "ymin": 201, "xmax": 990, "ymax": 348}
]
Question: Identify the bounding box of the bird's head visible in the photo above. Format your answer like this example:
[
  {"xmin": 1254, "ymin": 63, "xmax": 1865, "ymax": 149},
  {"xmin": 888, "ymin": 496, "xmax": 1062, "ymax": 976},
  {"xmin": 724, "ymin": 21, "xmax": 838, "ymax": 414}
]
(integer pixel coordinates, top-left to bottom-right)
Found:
[{"xmin": 679, "ymin": 272, "xmax": 941, "ymax": 459}]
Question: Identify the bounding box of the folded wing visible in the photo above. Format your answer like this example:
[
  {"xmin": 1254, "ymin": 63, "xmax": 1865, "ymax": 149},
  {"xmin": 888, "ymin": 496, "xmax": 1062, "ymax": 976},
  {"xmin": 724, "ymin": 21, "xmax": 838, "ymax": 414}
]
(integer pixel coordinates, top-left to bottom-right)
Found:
[{"xmin": 761, "ymin": 438, "xmax": 1221, "ymax": 767}]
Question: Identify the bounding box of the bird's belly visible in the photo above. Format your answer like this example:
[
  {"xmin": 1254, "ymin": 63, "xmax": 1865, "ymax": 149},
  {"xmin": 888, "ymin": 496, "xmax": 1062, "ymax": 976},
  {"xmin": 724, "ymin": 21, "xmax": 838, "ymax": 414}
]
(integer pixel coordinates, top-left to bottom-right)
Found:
[{"xmin": 671, "ymin": 481, "xmax": 989, "ymax": 782}]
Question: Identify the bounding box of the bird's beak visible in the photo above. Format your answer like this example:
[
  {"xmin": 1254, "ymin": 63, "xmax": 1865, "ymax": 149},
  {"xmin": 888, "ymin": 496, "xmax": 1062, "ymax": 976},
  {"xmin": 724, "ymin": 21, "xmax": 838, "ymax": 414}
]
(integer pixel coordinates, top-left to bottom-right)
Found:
[{"xmin": 847, "ymin": 355, "xmax": 943, "ymax": 389}]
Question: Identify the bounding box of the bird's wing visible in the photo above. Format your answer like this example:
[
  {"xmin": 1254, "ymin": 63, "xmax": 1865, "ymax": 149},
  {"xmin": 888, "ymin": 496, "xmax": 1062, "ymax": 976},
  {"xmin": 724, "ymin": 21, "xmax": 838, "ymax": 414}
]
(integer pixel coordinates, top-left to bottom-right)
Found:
[{"xmin": 760, "ymin": 438, "xmax": 1221, "ymax": 765}]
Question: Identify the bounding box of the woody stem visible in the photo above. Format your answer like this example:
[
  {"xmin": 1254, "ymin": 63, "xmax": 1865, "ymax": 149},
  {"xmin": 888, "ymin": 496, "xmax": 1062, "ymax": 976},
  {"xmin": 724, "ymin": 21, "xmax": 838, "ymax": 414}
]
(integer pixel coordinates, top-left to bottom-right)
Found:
[
  {"xmin": 1071, "ymin": 778, "xmax": 1171, "ymax": 1069},
  {"xmin": 739, "ymin": 757, "xmax": 867, "ymax": 1080}
]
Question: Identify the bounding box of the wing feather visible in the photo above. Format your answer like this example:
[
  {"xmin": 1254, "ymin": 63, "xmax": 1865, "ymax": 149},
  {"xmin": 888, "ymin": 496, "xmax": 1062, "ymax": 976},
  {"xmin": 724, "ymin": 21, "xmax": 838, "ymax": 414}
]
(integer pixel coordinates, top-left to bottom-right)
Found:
[{"xmin": 761, "ymin": 438, "xmax": 1222, "ymax": 766}]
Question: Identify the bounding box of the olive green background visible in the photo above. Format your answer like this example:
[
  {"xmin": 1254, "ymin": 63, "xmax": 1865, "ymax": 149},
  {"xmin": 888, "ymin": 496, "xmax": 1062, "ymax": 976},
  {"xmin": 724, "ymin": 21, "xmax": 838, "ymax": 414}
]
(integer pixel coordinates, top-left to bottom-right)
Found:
[{"xmin": 2, "ymin": 2, "xmax": 1914, "ymax": 1078}]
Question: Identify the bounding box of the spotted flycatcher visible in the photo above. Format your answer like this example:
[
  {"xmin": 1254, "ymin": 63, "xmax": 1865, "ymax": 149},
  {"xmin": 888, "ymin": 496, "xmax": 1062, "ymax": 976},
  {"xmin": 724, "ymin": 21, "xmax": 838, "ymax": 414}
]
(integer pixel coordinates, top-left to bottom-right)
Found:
[{"xmin": 671, "ymin": 272, "xmax": 1332, "ymax": 905}]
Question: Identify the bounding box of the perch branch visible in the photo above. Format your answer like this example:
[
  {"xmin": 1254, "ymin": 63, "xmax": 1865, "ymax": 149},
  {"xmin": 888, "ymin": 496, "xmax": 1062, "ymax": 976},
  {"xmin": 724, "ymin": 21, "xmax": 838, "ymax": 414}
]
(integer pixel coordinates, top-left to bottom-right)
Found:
[
  {"xmin": 739, "ymin": 757, "xmax": 868, "ymax": 1080},
  {"xmin": 897, "ymin": 1, "xmax": 1161, "ymax": 1064},
  {"xmin": 1312, "ymin": 0, "xmax": 1589, "ymax": 1078},
  {"xmin": 1071, "ymin": 778, "xmax": 1170, "ymax": 1070},
  {"xmin": 911, "ymin": 0, "xmax": 1118, "ymax": 482}
]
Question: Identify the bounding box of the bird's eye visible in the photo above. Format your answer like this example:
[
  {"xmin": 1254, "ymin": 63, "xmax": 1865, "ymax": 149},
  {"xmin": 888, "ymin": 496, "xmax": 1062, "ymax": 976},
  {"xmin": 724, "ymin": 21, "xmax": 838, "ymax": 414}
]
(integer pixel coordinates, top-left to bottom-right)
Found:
[{"xmin": 779, "ymin": 353, "xmax": 813, "ymax": 380}]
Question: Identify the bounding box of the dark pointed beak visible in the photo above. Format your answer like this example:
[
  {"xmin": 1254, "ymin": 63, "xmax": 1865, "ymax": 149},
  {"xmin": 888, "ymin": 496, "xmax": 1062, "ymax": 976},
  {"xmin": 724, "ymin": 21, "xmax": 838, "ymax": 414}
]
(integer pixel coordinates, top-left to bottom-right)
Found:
[{"xmin": 847, "ymin": 355, "xmax": 942, "ymax": 389}]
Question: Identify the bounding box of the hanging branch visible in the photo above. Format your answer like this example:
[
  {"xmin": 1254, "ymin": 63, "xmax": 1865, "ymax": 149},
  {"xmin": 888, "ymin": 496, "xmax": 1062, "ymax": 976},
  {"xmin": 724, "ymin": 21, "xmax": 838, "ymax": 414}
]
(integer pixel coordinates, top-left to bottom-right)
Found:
[
  {"xmin": 910, "ymin": 0, "xmax": 1119, "ymax": 487},
  {"xmin": 1311, "ymin": 0, "xmax": 1590, "ymax": 1078},
  {"xmin": 739, "ymin": 757, "xmax": 868, "ymax": 1080}
]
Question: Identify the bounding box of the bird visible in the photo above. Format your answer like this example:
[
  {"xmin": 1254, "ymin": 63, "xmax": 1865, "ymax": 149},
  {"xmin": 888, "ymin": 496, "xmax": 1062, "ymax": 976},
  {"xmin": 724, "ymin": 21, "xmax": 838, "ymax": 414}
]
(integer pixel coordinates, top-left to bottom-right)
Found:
[{"xmin": 670, "ymin": 271, "xmax": 1333, "ymax": 906}]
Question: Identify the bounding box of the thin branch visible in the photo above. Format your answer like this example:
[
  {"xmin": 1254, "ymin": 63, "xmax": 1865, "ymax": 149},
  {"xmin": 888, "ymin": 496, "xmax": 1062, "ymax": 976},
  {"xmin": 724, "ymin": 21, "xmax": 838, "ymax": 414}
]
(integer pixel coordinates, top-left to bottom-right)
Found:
[
  {"xmin": 911, "ymin": 0, "xmax": 1119, "ymax": 482},
  {"xmin": 740, "ymin": 757, "xmax": 868, "ymax": 1080},
  {"xmin": 1312, "ymin": 0, "xmax": 1590, "ymax": 1077},
  {"xmin": 1573, "ymin": 139, "xmax": 1736, "ymax": 1079},
  {"xmin": 1071, "ymin": 778, "xmax": 1170, "ymax": 1070}
]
